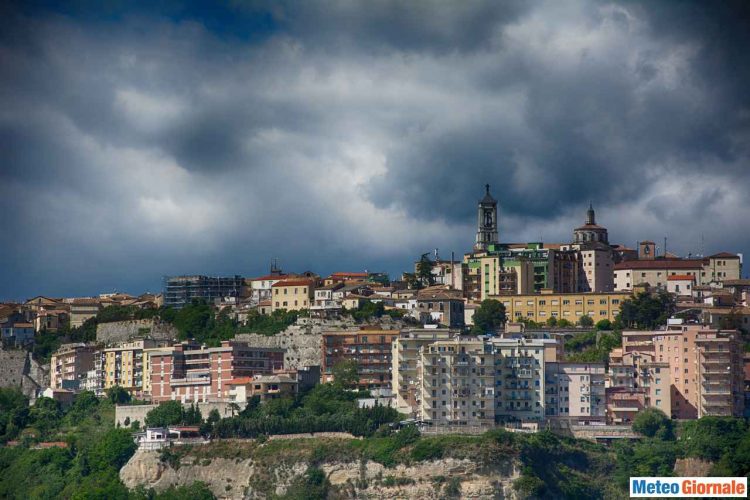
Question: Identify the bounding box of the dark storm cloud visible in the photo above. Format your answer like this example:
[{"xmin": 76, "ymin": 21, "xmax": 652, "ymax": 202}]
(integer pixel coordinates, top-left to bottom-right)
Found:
[{"xmin": 1, "ymin": 0, "xmax": 749, "ymax": 299}]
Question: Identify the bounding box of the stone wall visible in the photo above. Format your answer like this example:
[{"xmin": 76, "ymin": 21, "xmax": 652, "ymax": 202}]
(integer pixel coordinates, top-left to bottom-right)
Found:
[
  {"xmin": 235, "ymin": 317, "xmax": 400, "ymax": 369},
  {"xmin": 97, "ymin": 319, "xmax": 178, "ymax": 346},
  {"xmin": 0, "ymin": 348, "xmax": 49, "ymax": 399},
  {"xmin": 115, "ymin": 401, "xmax": 246, "ymax": 427}
]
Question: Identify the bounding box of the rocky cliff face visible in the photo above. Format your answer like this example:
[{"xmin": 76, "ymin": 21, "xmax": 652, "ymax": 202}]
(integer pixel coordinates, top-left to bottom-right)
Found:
[{"xmin": 120, "ymin": 448, "xmax": 521, "ymax": 499}]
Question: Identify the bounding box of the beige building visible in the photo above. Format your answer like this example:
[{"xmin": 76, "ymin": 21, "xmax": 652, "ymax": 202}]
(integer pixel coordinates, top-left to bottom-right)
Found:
[
  {"xmin": 225, "ymin": 373, "xmax": 298, "ymax": 403},
  {"xmin": 50, "ymin": 343, "xmax": 98, "ymax": 390},
  {"xmin": 466, "ymin": 255, "xmax": 534, "ymax": 300},
  {"xmin": 392, "ymin": 327, "xmax": 458, "ymax": 416},
  {"xmin": 489, "ymin": 337, "xmax": 547, "ymax": 422},
  {"xmin": 614, "ymin": 253, "xmax": 742, "ymax": 291},
  {"xmin": 68, "ymin": 298, "xmax": 102, "ymax": 328},
  {"xmin": 271, "ymin": 279, "xmax": 314, "ymax": 312},
  {"xmin": 491, "ymin": 291, "xmax": 630, "ymax": 324},
  {"xmin": 419, "ymin": 337, "xmax": 496, "ymax": 427},
  {"xmin": 545, "ymin": 362, "xmax": 606, "ymax": 423},
  {"xmin": 103, "ymin": 339, "xmax": 169, "ymax": 397}
]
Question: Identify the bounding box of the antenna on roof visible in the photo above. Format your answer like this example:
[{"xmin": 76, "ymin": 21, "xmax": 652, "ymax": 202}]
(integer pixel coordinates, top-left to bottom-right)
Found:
[{"xmin": 664, "ymin": 236, "xmax": 667, "ymax": 257}]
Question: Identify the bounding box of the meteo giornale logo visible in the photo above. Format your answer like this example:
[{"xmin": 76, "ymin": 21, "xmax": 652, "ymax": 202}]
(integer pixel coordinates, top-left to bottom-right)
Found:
[{"xmin": 630, "ymin": 477, "xmax": 747, "ymax": 498}]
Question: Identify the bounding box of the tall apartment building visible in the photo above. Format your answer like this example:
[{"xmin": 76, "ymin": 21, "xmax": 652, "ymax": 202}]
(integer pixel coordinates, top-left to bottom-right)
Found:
[
  {"xmin": 545, "ymin": 363, "xmax": 606, "ymax": 423},
  {"xmin": 419, "ymin": 337, "xmax": 496, "ymax": 427},
  {"xmin": 392, "ymin": 327, "xmax": 459, "ymax": 416},
  {"xmin": 149, "ymin": 341, "xmax": 284, "ymax": 403},
  {"xmin": 163, "ymin": 275, "xmax": 244, "ymax": 309},
  {"xmin": 615, "ymin": 324, "xmax": 744, "ymax": 418},
  {"xmin": 50, "ymin": 343, "xmax": 98, "ymax": 390},
  {"xmin": 102, "ymin": 339, "xmax": 170, "ymax": 398},
  {"xmin": 491, "ymin": 291, "xmax": 630, "ymax": 324},
  {"xmin": 321, "ymin": 328, "xmax": 399, "ymax": 390},
  {"xmin": 490, "ymin": 337, "xmax": 546, "ymax": 422}
]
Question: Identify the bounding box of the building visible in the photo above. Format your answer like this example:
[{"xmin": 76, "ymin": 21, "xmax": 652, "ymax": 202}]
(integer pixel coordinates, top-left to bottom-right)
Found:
[
  {"xmin": 465, "ymin": 243, "xmax": 557, "ymax": 295},
  {"xmin": 245, "ymin": 266, "xmax": 288, "ymax": 304},
  {"xmin": 102, "ymin": 339, "xmax": 169, "ymax": 398},
  {"xmin": 474, "ymin": 184, "xmax": 499, "ymax": 252},
  {"xmin": 667, "ymin": 275, "xmax": 696, "ymax": 296},
  {"xmin": 323, "ymin": 272, "xmax": 369, "ymax": 286},
  {"xmin": 163, "ymin": 275, "xmax": 244, "ymax": 309},
  {"xmin": 33, "ymin": 309, "xmax": 69, "ymax": 333},
  {"xmin": 614, "ymin": 252, "xmax": 742, "ymax": 291},
  {"xmin": 414, "ymin": 286, "xmax": 465, "ymax": 328},
  {"xmin": 606, "ymin": 387, "xmax": 647, "ymax": 424},
  {"xmin": 271, "ymin": 279, "xmax": 314, "ymax": 312},
  {"xmin": 490, "ymin": 290, "xmax": 630, "ymax": 325},
  {"xmin": 311, "ymin": 282, "xmax": 344, "ymax": 316},
  {"xmin": 149, "ymin": 341, "xmax": 284, "ymax": 403},
  {"xmin": 489, "ymin": 337, "xmax": 547, "ymax": 423},
  {"xmin": 419, "ymin": 337, "xmax": 496, "ymax": 427},
  {"xmin": 566, "ymin": 204, "xmax": 615, "ymax": 293},
  {"xmin": 69, "ymin": 298, "xmax": 102, "ymax": 328},
  {"xmin": 226, "ymin": 373, "xmax": 298, "ymax": 403},
  {"xmin": 321, "ymin": 328, "xmax": 399, "ymax": 390},
  {"xmin": 50, "ymin": 343, "xmax": 98, "ymax": 390},
  {"xmin": 392, "ymin": 327, "xmax": 459, "ymax": 416},
  {"xmin": 464, "ymin": 255, "xmax": 534, "ymax": 300},
  {"xmin": 1, "ymin": 321, "xmax": 35, "ymax": 346},
  {"xmin": 545, "ymin": 362, "xmax": 606, "ymax": 423}
]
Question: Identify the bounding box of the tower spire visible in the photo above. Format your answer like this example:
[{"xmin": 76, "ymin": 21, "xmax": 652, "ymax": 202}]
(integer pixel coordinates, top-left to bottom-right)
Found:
[{"xmin": 586, "ymin": 203, "xmax": 596, "ymax": 225}]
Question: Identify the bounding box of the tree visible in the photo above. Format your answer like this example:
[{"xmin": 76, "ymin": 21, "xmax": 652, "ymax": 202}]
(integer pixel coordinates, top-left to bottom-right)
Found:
[
  {"xmin": 416, "ymin": 253, "xmax": 435, "ymax": 287},
  {"xmin": 145, "ymin": 401, "xmax": 183, "ymax": 428},
  {"xmin": 595, "ymin": 319, "xmax": 612, "ymax": 330},
  {"xmin": 183, "ymin": 404, "xmax": 203, "ymax": 425},
  {"xmin": 557, "ymin": 319, "xmax": 572, "ymax": 327},
  {"xmin": 578, "ymin": 315, "xmax": 594, "ymax": 327},
  {"xmin": 106, "ymin": 386, "xmax": 131, "ymax": 405},
  {"xmin": 545, "ymin": 316, "xmax": 557, "ymax": 327},
  {"xmin": 632, "ymin": 408, "xmax": 673, "ymax": 440},
  {"xmin": 331, "ymin": 360, "xmax": 359, "ymax": 389},
  {"xmin": 88, "ymin": 428, "xmax": 137, "ymax": 472},
  {"xmin": 618, "ymin": 291, "xmax": 675, "ymax": 329},
  {"xmin": 471, "ymin": 299, "xmax": 506, "ymax": 334}
]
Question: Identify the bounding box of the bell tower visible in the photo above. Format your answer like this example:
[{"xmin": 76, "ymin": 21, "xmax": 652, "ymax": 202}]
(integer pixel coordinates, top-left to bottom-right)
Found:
[{"xmin": 474, "ymin": 184, "xmax": 499, "ymax": 252}]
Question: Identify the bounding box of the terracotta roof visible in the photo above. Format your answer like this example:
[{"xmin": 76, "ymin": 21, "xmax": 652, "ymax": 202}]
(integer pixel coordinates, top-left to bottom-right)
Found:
[
  {"xmin": 614, "ymin": 259, "xmax": 704, "ymax": 270},
  {"xmin": 667, "ymin": 275, "xmax": 695, "ymax": 281},
  {"xmin": 258, "ymin": 300, "xmax": 271, "ymax": 306},
  {"xmin": 709, "ymin": 252, "xmax": 739, "ymax": 259},
  {"xmin": 330, "ymin": 272, "xmax": 368, "ymax": 278},
  {"xmin": 70, "ymin": 298, "xmax": 101, "ymax": 306},
  {"xmin": 227, "ymin": 377, "xmax": 254, "ymax": 385},
  {"xmin": 723, "ymin": 279, "xmax": 750, "ymax": 286},
  {"xmin": 9, "ymin": 322, "xmax": 33, "ymax": 328},
  {"xmin": 271, "ymin": 279, "xmax": 312, "ymax": 288},
  {"xmin": 251, "ymin": 274, "xmax": 288, "ymax": 281}
]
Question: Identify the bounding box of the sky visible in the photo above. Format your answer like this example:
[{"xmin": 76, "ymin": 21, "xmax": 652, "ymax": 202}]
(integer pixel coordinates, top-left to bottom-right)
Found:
[{"xmin": 1, "ymin": 0, "xmax": 749, "ymax": 300}]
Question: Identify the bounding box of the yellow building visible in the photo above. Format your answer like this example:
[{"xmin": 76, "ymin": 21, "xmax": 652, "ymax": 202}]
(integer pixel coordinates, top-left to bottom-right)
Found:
[
  {"xmin": 271, "ymin": 279, "xmax": 314, "ymax": 312},
  {"xmin": 489, "ymin": 290, "xmax": 631, "ymax": 324},
  {"xmin": 103, "ymin": 339, "xmax": 168, "ymax": 397}
]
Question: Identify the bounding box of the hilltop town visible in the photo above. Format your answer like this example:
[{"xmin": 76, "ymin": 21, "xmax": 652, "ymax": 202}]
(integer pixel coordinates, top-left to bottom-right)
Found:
[{"xmin": 1, "ymin": 185, "xmax": 749, "ymax": 498}]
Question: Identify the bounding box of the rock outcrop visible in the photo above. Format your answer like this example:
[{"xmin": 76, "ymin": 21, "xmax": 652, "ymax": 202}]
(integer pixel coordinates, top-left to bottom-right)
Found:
[{"xmin": 120, "ymin": 447, "xmax": 521, "ymax": 499}]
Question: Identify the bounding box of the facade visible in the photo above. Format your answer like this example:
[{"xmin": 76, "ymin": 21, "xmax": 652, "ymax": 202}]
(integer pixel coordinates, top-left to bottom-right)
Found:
[
  {"xmin": 69, "ymin": 298, "xmax": 102, "ymax": 328},
  {"xmin": 149, "ymin": 341, "xmax": 284, "ymax": 403},
  {"xmin": 490, "ymin": 291, "xmax": 630, "ymax": 324},
  {"xmin": 103, "ymin": 339, "xmax": 169, "ymax": 397},
  {"xmin": 414, "ymin": 286, "xmax": 465, "ymax": 328},
  {"xmin": 245, "ymin": 270, "xmax": 288, "ymax": 304},
  {"xmin": 271, "ymin": 279, "xmax": 314, "ymax": 312},
  {"xmin": 606, "ymin": 387, "xmax": 647, "ymax": 424},
  {"xmin": 33, "ymin": 309, "xmax": 69, "ymax": 333},
  {"xmin": 1, "ymin": 321, "xmax": 35, "ymax": 346},
  {"xmin": 50, "ymin": 343, "xmax": 98, "ymax": 390},
  {"xmin": 392, "ymin": 327, "xmax": 458, "ymax": 416},
  {"xmin": 321, "ymin": 328, "xmax": 399, "ymax": 390},
  {"xmin": 226, "ymin": 373, "xmax": 298, "ymax": 403},
  {"xmin": 614, "ymin": 253, "xmax": 742, "ymax": 291},
  {"xmin": 667, "ymin": 274, "xmax": 695, "ymax": 296},
  {"xmin": 490, "ymin": 337, "xmax": 547, "ymax": 423},
  {"xmin": 545, "ymin": 362, "xmax": 606, "ymax": 423},
  {"xmin": 163, "ymin": 275, "xmax": 244, "ymax": 309}
]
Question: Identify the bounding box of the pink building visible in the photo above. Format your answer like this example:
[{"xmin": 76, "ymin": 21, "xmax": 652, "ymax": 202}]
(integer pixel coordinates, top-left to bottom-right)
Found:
[{"xmin": 150, "ymin": 341, "xmax": 284, "ymax": 403}]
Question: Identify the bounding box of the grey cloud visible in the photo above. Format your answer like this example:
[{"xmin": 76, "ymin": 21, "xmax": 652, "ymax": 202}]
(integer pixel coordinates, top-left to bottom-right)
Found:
[{"xmin": 0, "ymin": 0, "xmax": 749, "ymax": 299}]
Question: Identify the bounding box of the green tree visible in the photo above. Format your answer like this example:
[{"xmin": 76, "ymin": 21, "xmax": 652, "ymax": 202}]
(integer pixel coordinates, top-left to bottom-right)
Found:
[
  {"xmin": 618, "ymin": 291, "xmax": 675, "ymax": 329},
  {"xmin": 145, "ymin": 401, "xmax": 183, "ymax": 428},
  {"xmin": 416, "ymin": 253, "xmax": 435, "ymax": 287},
  {"xmin": 88, "ymin": 428, "xmax": 137, "ymax": 472},
  {"xmin": 183, "ymin": 404, "xmax": 203, "ymax": 425},
  {"xmin": 471, "ymin": 299, "xmax": 507, "ymax": 334},
  {"xmin": 557, "ymin": 319, "xmax": 572, "ymax": 327},
  {"xmin": 595, "ymin": 319, "xmax": 612, "ymax": 330},
  {"xmin": 106, "ymin": 386, "xmax": 131, "ymax": 405},
  {"xmin": 331, "ymin": 360, "xmax": 359, "ymax": 389},
  {"xmin": 152, "ymin": 482, "xmax": 216, "ymax": 500},
  {"xmin": 546, "ymin": 316, "xmax": 558, "ymax": 327},
  {"xmin": 578, "ymin": 315, "xmax": 594, "ymax": 327},
  {"xmin": 632, "ymin": 408, "xmax": 673, "ymax": 440}
]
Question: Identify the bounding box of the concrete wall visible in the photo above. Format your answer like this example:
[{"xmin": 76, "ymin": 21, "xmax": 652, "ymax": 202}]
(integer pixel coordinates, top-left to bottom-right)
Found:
[{"xmin": 97, "ymin": 318, "xmax": 178, "ymax": 346}]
